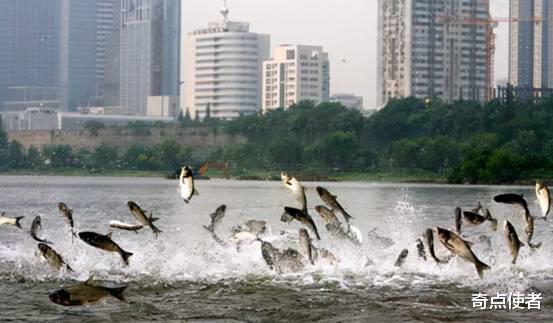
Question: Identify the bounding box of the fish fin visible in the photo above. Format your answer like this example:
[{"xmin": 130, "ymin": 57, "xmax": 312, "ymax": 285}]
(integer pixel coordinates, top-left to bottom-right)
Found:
[
  {"xmin": 193, "ymin": 189, "xmax": 200, "ymax": 196},
  {"xmin": 519, "ymin": 241, "xmax": 525, "ymax": 247},
  {"xmin": 465, "ymin": 240, "xmax": 474, "ymax": 247},
  {"xmin": 66, "ymin": 264, "xmax": 74, "ymax": 272},
  {"xmin": 0, "ymin": 212, "xmax": 5, "ymax": 216},
  {"xmin": 202, "ymin": 225, "xmax": 214, "ymax": 233},
  {"xmin": 183, "ymin": 198, "xmax": 190, "ymax": 204},
  {"xmin": 15, "ymin": 216, "xmax": 24, "ymax": 229},
  {"xmin": 475, "ymin": 260, "xmax": 491, "ymax": 279},
  {"xmin": 108, "ymin": 285, "xmax": 128, "ymax": 302},
  {"xmin": 121, "ymin": 250, "xmax": 133, "ymax": 266},
  {"xmin": 152, "ymin": 226, "xmax": 162, "ymax": 239},
  {"xmin": 106, "ymin": 231, "xmax": 113, "ymax": 239},
  {"xmin": 149, "ymin": 212, "xmax": 159, "ymax": 222}
]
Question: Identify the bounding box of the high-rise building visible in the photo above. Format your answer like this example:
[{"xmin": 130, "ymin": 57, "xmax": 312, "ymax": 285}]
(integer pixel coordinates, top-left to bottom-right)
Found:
[
  {"xmin": 0, "ymin": 1, "xmax": 120, "ymax": 112},
  {"xmin": 120, "ymin": 0, "xmax": 181, "ymax": 116},
  {"xmin": 182, "ymin": 6, "xmax": 270, "ymax": 120},
  {"xmin": 510, "ymin": 0, "xmax": 553, "ymax": 89},
  {"xmin": 0, "ymin": 0, "xmax": 62, "ymax": 111},
  {"xmin": 262, "ymin": 45, "xmax": 330, "ymax": 113},
  {"xmin": 103, "ymin": 0, "xmax": 122, "ymax": 107},
  {"xmin": 377, "ymin": 0, "xmax": 492, "ymax": 106},
  {"xmin": 59, "ymin": 0, "xmax": 98, "ymax": 111}
]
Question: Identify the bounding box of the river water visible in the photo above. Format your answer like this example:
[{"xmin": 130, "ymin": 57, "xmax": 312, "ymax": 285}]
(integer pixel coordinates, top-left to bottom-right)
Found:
[{"xmin": 0, "ymin": 176, "xmax": 552, "ymax": 322}]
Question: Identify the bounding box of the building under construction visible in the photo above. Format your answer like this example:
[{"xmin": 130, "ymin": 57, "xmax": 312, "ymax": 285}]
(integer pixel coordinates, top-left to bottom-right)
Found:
[{"xmin": 377, "ymin": 0, "xmax": 492, "ymax": 106}]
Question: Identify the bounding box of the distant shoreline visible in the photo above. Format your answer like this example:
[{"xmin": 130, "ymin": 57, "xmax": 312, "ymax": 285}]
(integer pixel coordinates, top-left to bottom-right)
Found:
[{"xmin": 0, "ymin": 169, "xmax": 544, "ymax": 186}]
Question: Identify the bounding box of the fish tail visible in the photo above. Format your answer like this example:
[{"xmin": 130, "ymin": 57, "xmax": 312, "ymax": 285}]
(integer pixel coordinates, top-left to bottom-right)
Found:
[
  {"xmin": 341, "ymin": 209, "xmax": 354, "ymax": 222},
  {"xmin": 40, "ymin": 238, "xmax": 54, "ymax": 245},
  {"xmin": 313, "ymin": 228, "xmax": 321, "ymax": 240},
  {"xmin": 120, "ymin": 250, "xmax": 133, "ymax": 266},
  {"xmin": 108, "ymin": 285, "xmax": 128, "ymax": 302},
  {"xmin": 475, "ymin": 260, "xmax": 491, "ymax": 279},
  {"xmin": 152, "ymin": 225, "xmax": 162, "ymax": 238},
  {"xmin": 15, "ymin": 216, "xmax": 24, "ymax": 229}
]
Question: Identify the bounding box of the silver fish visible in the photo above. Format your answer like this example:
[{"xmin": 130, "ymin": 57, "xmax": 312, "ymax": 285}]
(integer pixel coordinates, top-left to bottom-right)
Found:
[
  {"xmin": 536, "ymin": 180, "xmax": 551, "ymax": 220},
  {"xmin": 314, "ymin": 205, "xmax": 341, "ymax": 226},
  {"xmin": 394, "ymin": 249, "xmax": 409, "ymax": 267},
  {"xmin": 316, "ymin": 186, "xmax": 354, "ymax": 226},
  {"xmin": 504, "ymin": 220, "xmax": 524, "ymax": 264},
  {"xmin": 127, "ymin": 201, "xmax": 161, "ymax": 238},
  {"xmin": 109, "ymin": 220, "xmax": 144, "ymax": 233},
  {"xmin": 58, "ymin": 202, "xmax": 76, "ymax": 241},
  {"xmin": 281, "ymin": 172, "xmax": 307, "ymax": 211},
  {"xmin": 299, "ymin": 229, "xmax": 314, "ymax": 265},
  {"xmin": 78, "ymin": 231, "xmax": 133, "ymax": 266},
  {"xmin": 49, "ymin": 280, "xmax": 126, "ymax": 306},
  {"xmin": 179, "ymin": 165, "xmax": 199, "ymax": 203},
  {"xmin": 31, "ymin": 216, "xmax": 53, "ymax": 244},
  {"xmin": 203, "ymin": 204, "xmax": 226, "ymax": 233},
  {"xmin": 0, "ymin": 212, "xmax": 24, "ymax": 228},
  {"xmin": 524, "ymin": 213, "xmax": 542, "ymax": 249},
  {"xmin": 259, "ymin": 239, "xmax": 304, "ymax": 273},
  {"xmin": 455, "ymin": 207, "xmax": 462, "ymax": 234},
  {"xmin": 435, "ymin": 227, "xmax": 490, "ymax": 279},
  {"xmin": 38, "ymin": 243, "xmax": 73, "ymax": 272},
  {"xmin": 416, "ymin": 238, "xmax": 426, "ymax": 261},
  {"xmin": 281, "ymin": 206, "xmax": 320, "ymax": 240}
]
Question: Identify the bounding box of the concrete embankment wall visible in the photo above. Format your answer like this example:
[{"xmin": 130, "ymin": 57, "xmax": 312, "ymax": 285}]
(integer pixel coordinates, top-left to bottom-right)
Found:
[{"xmin": 7, "ymin": 127, "xmax": 246, "ymax": 153}]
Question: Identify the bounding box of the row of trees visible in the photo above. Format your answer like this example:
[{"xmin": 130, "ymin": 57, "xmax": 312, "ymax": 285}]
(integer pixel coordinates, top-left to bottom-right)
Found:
[
  {"xmin": 0, "ymin": 136, "xmax": 194, "ymax": 173},
  {"xmin": 217, "ymin": 97, "xmax": 553, "ymax": 183},
  {"xmin": 2, "ymin": 96, "xmax": 553, "ymax": 183}
]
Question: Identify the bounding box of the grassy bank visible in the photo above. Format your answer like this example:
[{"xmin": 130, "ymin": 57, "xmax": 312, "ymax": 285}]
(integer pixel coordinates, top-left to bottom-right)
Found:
[
  {"xmin": 1, "ymin": 169, "xmax": 169, "ymax": 178},
  {"xmin": 6, "ymin": 168, "xmax": 548, "ymax": 185},
  {"xmin": 0, "ymin": 168, "xmax": 449, "ymax": 183}
]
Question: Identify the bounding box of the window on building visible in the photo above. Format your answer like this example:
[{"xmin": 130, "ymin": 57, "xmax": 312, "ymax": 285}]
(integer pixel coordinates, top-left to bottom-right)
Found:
[{"xmin": 286, "ymin": 50, "xmax": 295, "ymax": 60}]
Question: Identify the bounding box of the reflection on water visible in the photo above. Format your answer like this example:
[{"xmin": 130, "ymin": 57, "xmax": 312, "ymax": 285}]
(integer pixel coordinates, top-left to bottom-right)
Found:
[{"xmin": 0, "ymin": 176, "xmax": 552, "ymax": 322}]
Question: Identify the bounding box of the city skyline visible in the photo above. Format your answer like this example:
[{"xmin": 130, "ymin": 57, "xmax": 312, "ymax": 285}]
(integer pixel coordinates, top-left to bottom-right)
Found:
[{"xmin": 183, "ymin": 0, "xmax": 510, "ymax": 108}]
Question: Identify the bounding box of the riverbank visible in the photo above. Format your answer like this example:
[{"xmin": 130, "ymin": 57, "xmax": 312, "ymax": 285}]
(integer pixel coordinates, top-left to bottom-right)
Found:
[
  {"xmin": 2, "ymin": 168, "xmax": 549, "ymax": 185},
  {"xmin": 0, "ymin": 168, "xmax": 449, "ymax": 183}
]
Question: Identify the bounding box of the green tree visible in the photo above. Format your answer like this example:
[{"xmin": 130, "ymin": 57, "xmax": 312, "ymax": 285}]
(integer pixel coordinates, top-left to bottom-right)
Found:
[
  {"xmin": 8, "ymin": 140, "xmax": 25, "ymax": 169},
  {"xmin": 26, "ymin": 146, "xmax": 43, "ymax": 169},
  {"xmin": 310, "ymin": 131, "xmax": 358, "ymax": 170},
  {"xmin": 0, "ymin": 118, "xmax": 8, "ymax": 170},
  {"xmin": 43, "ymin": 145, "xmax": 73, "ymax": 168},
  {"xmin": 93, "ymin": 145, "xmax": 118, "ymax": 169},
  {"xmin": 158, "ymin": 139, "xmax": 181, "ymax": 170}
]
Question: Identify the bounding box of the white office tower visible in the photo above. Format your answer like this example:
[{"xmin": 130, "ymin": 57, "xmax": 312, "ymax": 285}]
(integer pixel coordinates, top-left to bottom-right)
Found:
[
  {"xmin": 182, "ymin": 5, "xmax": 270, "ymax": 120},
  {"xmin": 262, "ymin": 45, "xmax": 330, "ymax": 112},
  {"xmin": 377, "ymin": 0, "xmax": 492, "ymax": 106}
]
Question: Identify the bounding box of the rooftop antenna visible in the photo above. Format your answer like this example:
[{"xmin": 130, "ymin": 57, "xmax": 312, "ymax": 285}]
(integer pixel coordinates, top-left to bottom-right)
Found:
[{"xmin": 221, "ymin": 0, "xmax": 229, "ymax": 25}]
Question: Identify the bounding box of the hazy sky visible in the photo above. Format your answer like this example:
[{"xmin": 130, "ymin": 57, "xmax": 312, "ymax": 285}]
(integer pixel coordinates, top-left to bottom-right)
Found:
[{"xmin": 183, "ymin": 0, "xmax": 510, "ymax": 108}]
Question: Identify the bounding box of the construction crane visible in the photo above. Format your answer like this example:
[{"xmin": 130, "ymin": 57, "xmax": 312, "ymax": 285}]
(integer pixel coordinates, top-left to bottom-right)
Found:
[{"xmin": 436, "ymin": 13, "xmax": 545, "ymax": 101}]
